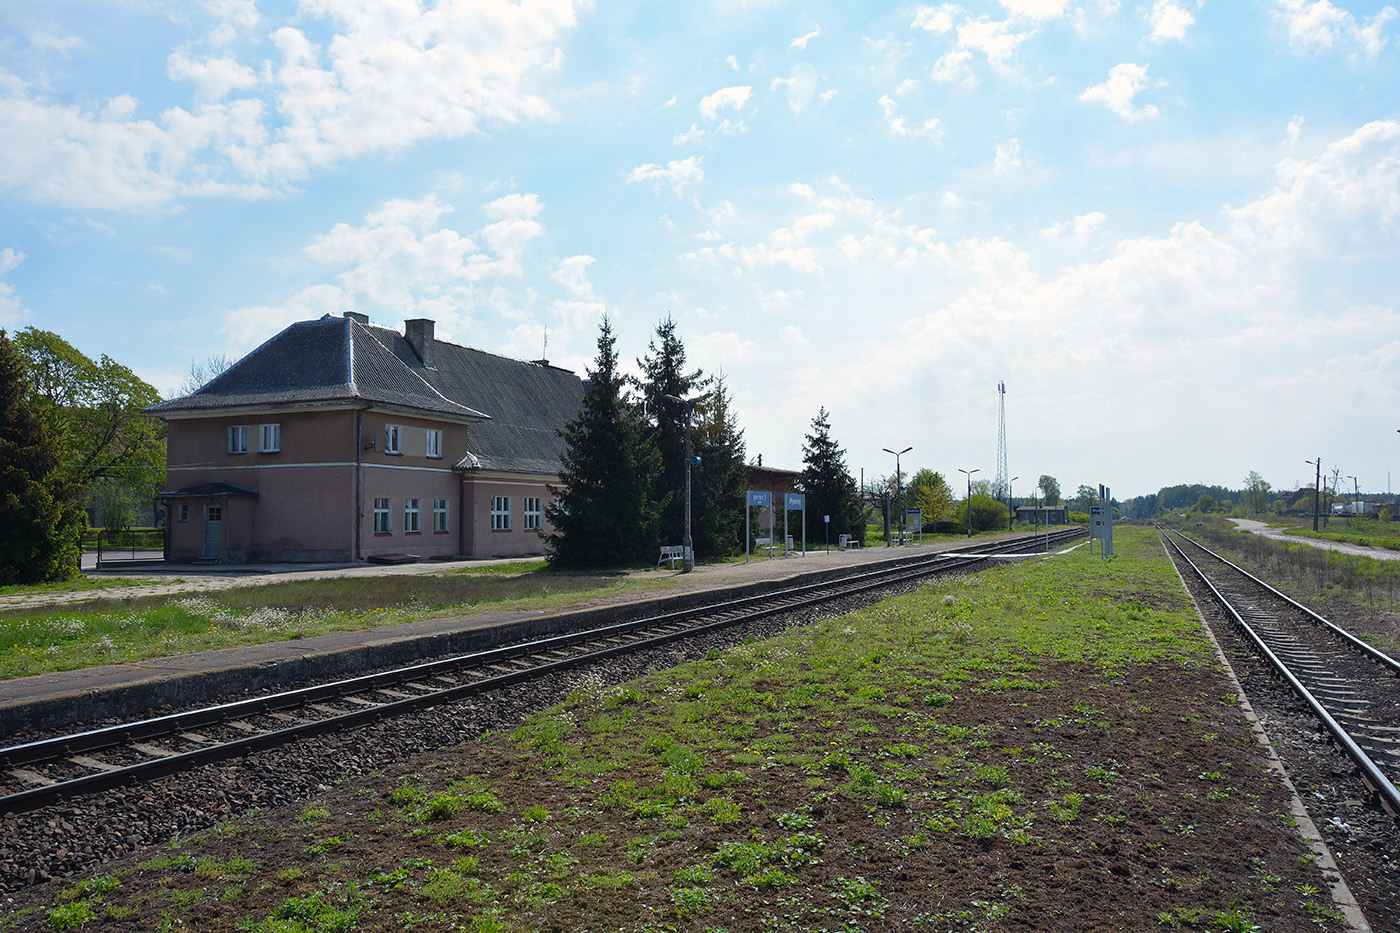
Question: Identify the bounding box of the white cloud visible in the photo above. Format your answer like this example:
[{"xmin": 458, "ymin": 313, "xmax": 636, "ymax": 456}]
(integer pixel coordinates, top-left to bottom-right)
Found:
[
  {"xmin": 1273, "ymin": 0, "xmax": 1397, "ymax": 58},
  {"xmin": 0, "ymin": 248, "xmax": 27, "ymax": 328},
  {"xmin": 994, "ymin": 138, "xmax": 1023, "ymax": 174},
  {"xmin": 725, "ymin": 55, "xmax": 739, "ymax": 70},
  {"xmin": 931, "ymin": 49, "xmax": 978, "ymax": 86},
  {"xmin": 699, "ymin": 86, "xmax": 753, "ymax": 120},
  {"xmin": 1148, "ymin": 0, "xmax": 1196, "ymax": 42},
  {"xmin": 1288, "ymin": 115, "xmax": 1305, "ymax": 142},
  {"xmin": 1044, "ymin": 211, "xmax": 1107, "ymax": 241},
  {"xmin": 0, "ymin": 0, "xmax": 588, "ymax": 209},
  {"xmin": 628, "ymin": 156, "xmax": 705, "ymax": 196},
  {"xmin": 912, "ymin": 4, "xmax": 961, "ymax": 33},
  {"xmin": 553, "ymin": 255, "xmax": 597, "ymax": 299},
  {"xmin": 878, "ymin": 96, "xmax": 943, "ymax": 139},
  {"xmin": 773, "ymin": 63, "xmax": 821, "ymax": 114},
  {"xmin": 167, "ymin": 52, "xmax": 260, "ymax": 103},
  {"xmin": 1079, "ymin": 63, "xmax": 1161, "ymax": 120},
  {"xmin": 224, "ymin": 191, "xmax": 554, "ymax": 349},
  {"xmin": 996, "ymin": 0, "xmax": 1070, "ymax": 19},
  {"xmin": 791, "ymin": 26, "xmax": 822, "ymax": 49}
]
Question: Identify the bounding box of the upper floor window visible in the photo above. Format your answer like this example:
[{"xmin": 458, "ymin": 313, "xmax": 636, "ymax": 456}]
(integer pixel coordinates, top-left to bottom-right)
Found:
[
  {"xmin": 385, "ymin": 424, "xmax": 401, "ymax": 454},
  {"xmin": 426, "ymin": 428, "xmax": 442, "ymax": 459},
  {"xmin": 524, "ymin": 496, "xmax": 543, "ymax": 530},
  {"xmin": 228, "ymin": 425, "xmax": 248, "ymax": 454},
  {"xmin": 491, "ymin": 496, "xmax": 512, "ymax": 531},
  {"xmin": 404, "ymin": 498, "xmax": 421, "ymax": 533},
  {"xmin": 260, "ymin": 423, "xmax": 280, "ymax": 452}
]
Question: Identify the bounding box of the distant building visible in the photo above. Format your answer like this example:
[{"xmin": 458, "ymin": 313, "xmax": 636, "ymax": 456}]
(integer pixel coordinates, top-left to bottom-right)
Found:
[
  {"xmin": 146, "ymin": 313, "xmax": 583, "ymax": 563},
  {"xmin": 1014, "ymin": 504, "xmax": 1070, "ymax": 525}
]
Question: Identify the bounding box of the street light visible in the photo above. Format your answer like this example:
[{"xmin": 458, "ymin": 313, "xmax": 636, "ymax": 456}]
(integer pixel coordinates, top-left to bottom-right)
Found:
[
  {"xmin": 1007, "ymin": 475, "xmax": 1019, "ymax": 532},
  {"xmin": 664, "ymin": 394, "xmax": 700, "ymax": 572},
  {"xmin": 958, "ymin": 468, "xmax": 979, "ymax": 538},
  {"xmin": 882, "ymin": 446, "xmax": 912, "ymax": 546},
  {"xmin": 1347, "ymin": 475, "xmax": 1360, "ymax": 520},
  {"xmin": 1305, "ymin": 458, "xmax": 1321, "ymax": 532}
]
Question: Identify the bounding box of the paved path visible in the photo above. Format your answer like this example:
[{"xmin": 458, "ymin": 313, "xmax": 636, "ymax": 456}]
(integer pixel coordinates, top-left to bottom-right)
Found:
[
  {"xmin": 2, "ymin": 539, "xmax": 992, "ymax": 612},
  {"xmin": 1229, "ymin": 519, "xmax": 1400, "ymax": 561}
]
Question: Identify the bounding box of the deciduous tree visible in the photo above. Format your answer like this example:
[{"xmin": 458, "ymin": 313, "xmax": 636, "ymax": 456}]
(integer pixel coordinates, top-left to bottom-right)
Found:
[
  {"xmin": 0, "ymin": 331, "xmax": 85, "ymax": 584},
  {"xmin": 1037, "ymin": 475, "xmax": 1060, "ymax": 506},
  {"xmin": 1243, "ymin": 471, "xmax": 1272, "ymax": 514},
  {"xmin": 13, "ymin": 327, "xmax": 165, "ymax": 492},
  {"xmin": 545, "ymin": 318, "xmax": 661, "ymax": 567}
]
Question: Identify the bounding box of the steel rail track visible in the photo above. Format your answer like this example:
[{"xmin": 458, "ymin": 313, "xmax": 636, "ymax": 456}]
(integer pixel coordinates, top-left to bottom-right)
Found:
[
  {"xmin": 1163, "ymin": 531, "xmax": 1400, "ymax": 818},
  {"xmin": 1, "ymin": 528, "xmax": 1085, "ymax": 815}
]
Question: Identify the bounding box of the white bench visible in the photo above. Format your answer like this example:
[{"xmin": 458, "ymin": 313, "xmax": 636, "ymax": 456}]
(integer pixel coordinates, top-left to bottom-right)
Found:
[{"xmin": 658, "ymin": 545, "xmax": 685, "ymax": 568}]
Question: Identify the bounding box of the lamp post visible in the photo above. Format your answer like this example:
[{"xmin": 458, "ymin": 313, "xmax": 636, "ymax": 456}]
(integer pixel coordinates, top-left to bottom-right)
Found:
[
  {"xmin": 1007, "ymin": 475, "xmax": 1019, "ymax": 532},
  {"xmin": 958, "ymin": 468, "xmax": 979, "ymax": 538},
  {"xmin": 1305, "ymin": 458, "xmax": 1321, "ymax": 532},
  {"xmin": 1348, "ymin": 475, "xmax": 1359, "ymax": 520},
  {"xmin": 664, "ymin": 394, "xmax": 698, "ymax": 572},
  {"xmin": 882, "ymin": 446, "xmax": 912, "ymax": 546}
]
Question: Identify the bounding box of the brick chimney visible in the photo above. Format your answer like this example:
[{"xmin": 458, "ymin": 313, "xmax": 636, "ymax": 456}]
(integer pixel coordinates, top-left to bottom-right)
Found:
[
  {"xmin": 344, "ymin": 311, "xmax": 369, "ymax": 324},
  {"xmin": 405, "ymin": 318, "xmax": 435, "ymax": 368}
]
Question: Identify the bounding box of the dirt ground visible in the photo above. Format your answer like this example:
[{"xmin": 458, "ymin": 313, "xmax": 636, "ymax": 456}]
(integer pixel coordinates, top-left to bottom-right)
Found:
[{"xmin": 2, "ymin": 658, "xmax": 1354, "ymax": 933}]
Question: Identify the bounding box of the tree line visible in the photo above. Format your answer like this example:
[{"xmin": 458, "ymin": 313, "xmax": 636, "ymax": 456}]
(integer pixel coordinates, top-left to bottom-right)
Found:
[
  {"xmin": 1, "ymin": 328, "xmax": 166, "ymax": 584},
  {"xmin": 545, "ymin": 318, "xmax": 869, "ymax": 566}
]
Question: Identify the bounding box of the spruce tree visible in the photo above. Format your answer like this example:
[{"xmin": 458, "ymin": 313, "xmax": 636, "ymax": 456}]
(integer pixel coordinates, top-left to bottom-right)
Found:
[
  {"xmin": 636, "ymin": 317, "xmax": 701, "ymax": 547},
  {"xmin": 690, "ymin": 375, "xmax": 747, "ymax": 557},
  {"xmin": 545, "ymin": 318, "xmax": 661, "ymax": 567},
  {"xmin": 798, "ymin": 407, "xmax": 865, "ymax": 544},
  {"xmin": 0, "ymin": 330, "xmax": 85, "ymax": 584}
]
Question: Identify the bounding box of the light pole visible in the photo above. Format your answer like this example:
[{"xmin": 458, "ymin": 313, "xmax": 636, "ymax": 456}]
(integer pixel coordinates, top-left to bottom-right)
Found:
[
  {"xmin": 1007, "ymin": 475, "xmax": 1019, "ymax": 532},
  {"xmin": 882, "ymin": 446, "xmax": 912, "ymax": 546},
  {"xmin": 1348, "ymin": 475, "xmax": 1360, "ymax": 520},
  {"xmin": 1305, "ymin": 458, "xmax": 1321, "ymax": 532},
  {"xmin": 958, "ymin": 468, "xmax": 979, "ymax": 538},
  {"xmin": 664, "ymin": 394, "xmax": 699, "ymax": 572}
]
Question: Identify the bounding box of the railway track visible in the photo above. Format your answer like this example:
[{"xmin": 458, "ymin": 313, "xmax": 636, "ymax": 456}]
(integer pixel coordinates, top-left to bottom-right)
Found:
[
  {"xmin": 1163, "ymin": 529, "xmax": 1400, "ymax": 818},
  {"xmin": 1, "ymin": 529, "xmax": 1084, "ymax": 817}
]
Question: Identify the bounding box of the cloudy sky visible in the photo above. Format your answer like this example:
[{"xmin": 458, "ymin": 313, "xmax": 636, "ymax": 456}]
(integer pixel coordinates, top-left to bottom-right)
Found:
[{"xmin": 3, "ymin": 0, "xmax": 1398, "ymax": 502}]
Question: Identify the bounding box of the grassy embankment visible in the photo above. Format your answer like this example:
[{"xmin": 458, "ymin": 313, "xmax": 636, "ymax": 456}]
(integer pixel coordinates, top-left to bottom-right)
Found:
[
  {"xmin": 4, "ymin": 525, "xmax": 1346, "ymax": 933},
  {"xmin": 0, "ymin": 563, "xmax": 671, "ymax": 681}
]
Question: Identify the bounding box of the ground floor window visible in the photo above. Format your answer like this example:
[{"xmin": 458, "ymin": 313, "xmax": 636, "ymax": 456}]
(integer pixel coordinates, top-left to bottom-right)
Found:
[
  {"xmin": 176, "ymin": 503, "xmax": 188, "ymax": 522},
  {"xmin": 491, "ymin": 496, "xmax": 512, "ymax": 531},
  {"xmin": 405, "ymin": 498, "xmax": 421, "ymax": 533},
  {"xmin": 524, "ymin": 496, "xmax": 542, "ymax": 530},
  {"xmin": 374, "ymin": 497, "xmax": 391, "ymax": 533},
  {"xmin": 433, "ymin": 498, "xmax": 450, "ymax": 532}
]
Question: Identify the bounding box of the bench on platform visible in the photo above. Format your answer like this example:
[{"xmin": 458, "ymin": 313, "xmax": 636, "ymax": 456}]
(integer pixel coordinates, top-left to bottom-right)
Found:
[
  {"xmin": 658, "ymin": 545, "xmax": 685, "ymax": 568},
  {"xmin": 838, "ymin": 534, "xmax": 862, "ymax": 549}
]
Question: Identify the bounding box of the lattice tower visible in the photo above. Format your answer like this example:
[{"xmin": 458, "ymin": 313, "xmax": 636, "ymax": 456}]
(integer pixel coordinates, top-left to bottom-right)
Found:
[{"xmin": 993, "ymin": 380, "xmax": 1008, "ymax": 500}]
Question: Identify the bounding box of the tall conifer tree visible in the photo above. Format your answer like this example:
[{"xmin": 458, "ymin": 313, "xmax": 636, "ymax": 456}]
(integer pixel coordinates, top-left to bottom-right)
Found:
[
  {"xmin": 636, "ymin": 317, "xmax": 700, "ymax": 548},
  {"xmin": 798, "ymin": 407, "xmax": 864, "ymax": 544},
  {"xmin": 0, "ymin": 331, "xmax": 85, "ymax": 584},
  {"xmin": 690, "ymin": 375, "xmax": 747, "ymax": 557},
  {"xmin": 545, "ymin": 318, "xmax": 661, "ymax": 567}
]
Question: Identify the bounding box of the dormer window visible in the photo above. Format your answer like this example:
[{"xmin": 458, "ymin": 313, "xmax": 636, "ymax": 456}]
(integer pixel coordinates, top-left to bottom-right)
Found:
[
  {"xmin": 426, "ymin": 428, "xmax": 442, "ymax": 459},
  {"xmin": 385, "ymin": 424, "xmax": 401, "ymax": 454}
]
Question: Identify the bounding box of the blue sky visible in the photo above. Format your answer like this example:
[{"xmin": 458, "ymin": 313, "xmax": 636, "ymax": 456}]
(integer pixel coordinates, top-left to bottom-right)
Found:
[{"xmin": 3, "ymin": 0, "xmax": 1398, "ymax": 501}]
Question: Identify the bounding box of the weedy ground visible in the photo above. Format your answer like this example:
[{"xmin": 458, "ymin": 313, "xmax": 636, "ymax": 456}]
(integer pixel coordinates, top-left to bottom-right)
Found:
[{"xmin": 1, "ymin": 527, "xmax": 1348, "ymax": 932}]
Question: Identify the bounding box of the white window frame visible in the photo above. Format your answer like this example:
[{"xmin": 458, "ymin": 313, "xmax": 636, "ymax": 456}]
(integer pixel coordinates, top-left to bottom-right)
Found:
[
  {"xmin": 404, "ymin": 498, "xmax": 421, "ymax": 533},
  {"xmin": 433, "ymin": 498, "xmax": 450, "ymax": 532},
  {"xmin": 491, "ymin": 496, "xmax": 512, "ymax": 531},
  {"xmin": 260, "ymin": 423, "xmax": 280, "ymax": 453},
  {"xmin": 426, "ymin": 428, "xmax": 442, "ymax": 459},
  {"xmin": 384, "ymin": 424, "xmax": 401, "ymax": 454},
  {"xmin": 373, "ymin": 497, "xmax": 391, "ymax": 534},
  {"xmin": 228, "ymin": 425, "xmax": 248, "ymax": 454},
  {"xmin": 523, "ymin": 496, "xmax": 543, "ymax": 530}
]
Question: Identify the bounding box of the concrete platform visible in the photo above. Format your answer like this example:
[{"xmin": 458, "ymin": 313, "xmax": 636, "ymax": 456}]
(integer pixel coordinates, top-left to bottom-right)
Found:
[{"xmin": 2, "ymin": 537, "xmax": 1007, "ymax": 736}]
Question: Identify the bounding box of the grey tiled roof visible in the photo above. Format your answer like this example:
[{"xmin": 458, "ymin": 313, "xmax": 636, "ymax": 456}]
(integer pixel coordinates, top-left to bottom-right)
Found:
[
  {"xmin": 149, "ymin": 315, "xmax": 584, "ymax": 476},
  {"xmin": 148, "ymin": 316, "xmax": 486, "ymax": 420}
]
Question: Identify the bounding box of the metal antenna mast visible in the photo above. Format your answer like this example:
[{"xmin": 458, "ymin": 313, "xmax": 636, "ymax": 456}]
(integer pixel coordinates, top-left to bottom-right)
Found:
[{"xmin": 993, "ymin": 381, "xmax": 1008, "ymax": 500}]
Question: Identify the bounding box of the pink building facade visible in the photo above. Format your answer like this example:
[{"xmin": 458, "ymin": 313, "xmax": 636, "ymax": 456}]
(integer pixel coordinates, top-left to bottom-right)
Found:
[{"xmin": 151, "ymin": 314, "xmax": 582, "ymax": 563}]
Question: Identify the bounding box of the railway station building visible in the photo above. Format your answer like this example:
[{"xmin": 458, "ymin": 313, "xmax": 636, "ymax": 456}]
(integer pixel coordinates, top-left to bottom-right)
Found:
[{"xmin": 147, "ymin": 313, "xmax": 584, "ymax": 564}]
